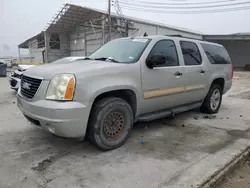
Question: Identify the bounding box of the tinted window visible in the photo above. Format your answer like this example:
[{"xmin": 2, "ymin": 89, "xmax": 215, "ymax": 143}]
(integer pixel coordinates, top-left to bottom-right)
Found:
[
  {"xmin": 148, "ymin": 40, "xmax": 179, "ymax": 67},
  {"xmin": 201, "ymin": 43, "xmax": 231, "ymax": 64},
  {"xmin": 180, "ymin": 41, "xmax": 202, "ymax": 65}
]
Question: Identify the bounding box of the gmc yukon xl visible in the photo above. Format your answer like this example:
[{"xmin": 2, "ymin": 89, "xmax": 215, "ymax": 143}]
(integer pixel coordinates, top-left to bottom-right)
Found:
[{"xmin": 17, "ymin": 35, "xmax": 233, "ymax": 150}]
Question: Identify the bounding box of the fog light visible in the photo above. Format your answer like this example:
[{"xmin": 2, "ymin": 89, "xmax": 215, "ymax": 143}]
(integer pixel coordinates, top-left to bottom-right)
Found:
[{"xmin": 48, "ymin": 126, "xmax": 56, "ymax": 134}]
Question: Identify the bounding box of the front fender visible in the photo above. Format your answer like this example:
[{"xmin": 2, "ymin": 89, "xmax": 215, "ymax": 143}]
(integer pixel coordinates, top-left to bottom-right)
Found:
[
  {"xmin": 90, "ymin": 84, "xmax": 140, "ymax": 102},
  {"xmin": 74, "ymin": 75, "xmax": 142, "ymax": 114}
]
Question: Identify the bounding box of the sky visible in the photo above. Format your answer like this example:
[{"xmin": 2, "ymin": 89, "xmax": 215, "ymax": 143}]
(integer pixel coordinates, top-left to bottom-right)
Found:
[{"xmin": 1, "ymin": 0, "xmax": 250, "ymax": 57}]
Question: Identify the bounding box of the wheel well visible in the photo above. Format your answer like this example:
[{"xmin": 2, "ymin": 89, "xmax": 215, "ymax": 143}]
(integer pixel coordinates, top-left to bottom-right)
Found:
[
  {"xmin": 93, "ymin": 90, "xmax": 137, "ymax": 116},
  {"xmin": 212, "ymin": 78, "xmax": 225, "ymax": 90}
]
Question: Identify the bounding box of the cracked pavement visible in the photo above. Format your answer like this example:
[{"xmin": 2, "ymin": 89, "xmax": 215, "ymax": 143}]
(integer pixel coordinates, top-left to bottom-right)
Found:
[{"xmin": 1, "ymin": 72, "xmax": 250, "ymax": 188}]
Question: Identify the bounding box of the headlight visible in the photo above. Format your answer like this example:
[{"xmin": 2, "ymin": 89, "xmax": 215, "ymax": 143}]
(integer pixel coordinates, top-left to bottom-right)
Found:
[{"xmin": 46, "ymin": 74, "xmax": 76, "ymax": 101}]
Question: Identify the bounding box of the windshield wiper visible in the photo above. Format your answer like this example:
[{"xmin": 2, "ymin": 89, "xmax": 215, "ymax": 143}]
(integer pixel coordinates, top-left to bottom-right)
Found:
[
  {"xmin": 83, "ymin": 57, "xmax": 93, "ymax": 60},
  {"xmin": 94, "ymin": 57, "xmax": 120, "ymax": 63}
]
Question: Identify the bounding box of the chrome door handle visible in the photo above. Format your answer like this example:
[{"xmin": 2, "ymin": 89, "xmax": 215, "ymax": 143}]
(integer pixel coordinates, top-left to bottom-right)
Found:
[{"xmin": 174, "ymin": 71, "xmax": 183, "ymax": 76}]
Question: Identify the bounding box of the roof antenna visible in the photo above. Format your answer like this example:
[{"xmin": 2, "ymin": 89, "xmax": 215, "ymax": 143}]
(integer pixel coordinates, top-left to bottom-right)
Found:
[{"xmin": 143, "ymin": 32, "xmax": 148, "ymax": 37}]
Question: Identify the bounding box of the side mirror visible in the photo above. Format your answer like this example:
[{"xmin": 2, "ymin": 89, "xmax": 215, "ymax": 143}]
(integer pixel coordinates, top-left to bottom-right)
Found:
[{"xmin": 146, "ymin": 54, "xmax": 166, "ymax": 69}]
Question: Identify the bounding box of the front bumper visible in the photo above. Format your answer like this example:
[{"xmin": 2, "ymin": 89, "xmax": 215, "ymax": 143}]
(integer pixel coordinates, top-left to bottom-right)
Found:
[{"xmin": 17, "ymin": 94, "xmax": 91, "ymax": 138}]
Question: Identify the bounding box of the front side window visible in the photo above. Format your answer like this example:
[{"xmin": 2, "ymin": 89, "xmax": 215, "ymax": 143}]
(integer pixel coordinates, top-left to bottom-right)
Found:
[
  {"xmin": 180, "ymin": 41, "xmax": 202, "ymax": 66},
  {"xmin": 89, "ymin": 38, "xmax": 151, "ymax": 64},
  {"xmin": 147, "ymin": 40, "xmax": 179, "ymax": 67},
  {"xmin": 201, "ymin": 43, "xmax": 231, "ymax": 64}
]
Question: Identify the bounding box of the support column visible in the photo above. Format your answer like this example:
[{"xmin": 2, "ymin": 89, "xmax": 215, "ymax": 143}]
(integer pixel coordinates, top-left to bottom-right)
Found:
[
  {"xmin": 44, "ymin": 31, "xmax": 49, "ymax": 63},
  {"xmin": 84, "ymin": 28, "xmax": 87, "ymax": 56},
  {"xmin": 125, "ymin": 21, "xmax": 129, "ymax": 37},
  {"xmin": 18, "ymin": 47, "xmax": 20, "ymax": 59},
  {"xmin": 108, "ymin": 0, "xmax": 111, "ymax": 41},
  {"xmin": 102, "ymin": 15, "xmax": 105, "ymax": 45},
  {"xmin": 156, "ymin": 26, "xmax": 159, "ymax": 35}
]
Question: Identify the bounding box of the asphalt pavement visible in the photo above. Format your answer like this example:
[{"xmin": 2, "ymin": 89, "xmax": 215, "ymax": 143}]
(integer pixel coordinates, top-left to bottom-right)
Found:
[{"xmin": 1, "ymin": 72, "xmax": 250, "ymax": 188}]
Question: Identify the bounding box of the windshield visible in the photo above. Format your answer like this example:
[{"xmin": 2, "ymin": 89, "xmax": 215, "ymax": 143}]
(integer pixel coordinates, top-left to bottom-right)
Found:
[
  {"xmin": 51, "ymin": 57, "xmax": 85, "ymax": 64},
  {"xmin": 89, "ymin": 38, "xmax": 151, "ymax": 63}
]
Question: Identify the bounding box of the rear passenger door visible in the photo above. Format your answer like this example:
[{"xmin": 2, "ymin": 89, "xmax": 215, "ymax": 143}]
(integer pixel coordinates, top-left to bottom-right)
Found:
[{"xmin": 179, "ymin": 41, "xmax": 210, "ymax": 103}]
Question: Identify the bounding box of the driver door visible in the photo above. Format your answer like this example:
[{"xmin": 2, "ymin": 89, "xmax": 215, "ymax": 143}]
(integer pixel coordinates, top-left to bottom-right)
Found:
[{"xmin": 140, "ymin": 39, "xmax": 188, "ymax": 114}]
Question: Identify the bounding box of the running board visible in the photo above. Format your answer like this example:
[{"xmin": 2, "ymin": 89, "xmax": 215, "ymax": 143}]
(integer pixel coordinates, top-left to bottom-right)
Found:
[
  {"xmin": 138, "ymin": 101, "xmax": 202, "ymax": 122},
  {"xmin": 138, "ymin": 109, "xmax": 172, "ymax": 122}
]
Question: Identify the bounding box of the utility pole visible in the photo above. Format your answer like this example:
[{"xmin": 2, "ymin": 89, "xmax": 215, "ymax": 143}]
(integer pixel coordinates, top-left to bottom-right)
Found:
[{"xmin": 108, "ymin": 0, "xmax": 111, "ymax": 41}]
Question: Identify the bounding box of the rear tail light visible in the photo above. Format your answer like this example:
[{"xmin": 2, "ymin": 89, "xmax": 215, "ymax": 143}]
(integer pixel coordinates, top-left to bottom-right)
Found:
[{"xmin": 231, "ymin": 64, "xmax": 234, "ymax": 79}]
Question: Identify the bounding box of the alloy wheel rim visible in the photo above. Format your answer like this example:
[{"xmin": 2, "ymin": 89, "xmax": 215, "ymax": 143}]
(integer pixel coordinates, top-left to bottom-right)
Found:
[{"xmin": 210, "ymin": 88, "xmax": 221, "ymax": 111}]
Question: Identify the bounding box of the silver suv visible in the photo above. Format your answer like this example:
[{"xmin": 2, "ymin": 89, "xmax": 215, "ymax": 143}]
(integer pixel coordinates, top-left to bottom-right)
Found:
[{"xmin": 17, "ymin": 35, "xmax": 233, "ymax": 150}]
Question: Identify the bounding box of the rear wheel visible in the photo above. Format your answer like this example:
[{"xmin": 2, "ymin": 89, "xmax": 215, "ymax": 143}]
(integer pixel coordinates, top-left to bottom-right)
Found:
[
  {"xmin": 201, "ymin": 84, "xmax": 222, "ymax": 114},
  {"xmin": 87, "ymin": 97, "xmax": 133, "ymax": 150}
]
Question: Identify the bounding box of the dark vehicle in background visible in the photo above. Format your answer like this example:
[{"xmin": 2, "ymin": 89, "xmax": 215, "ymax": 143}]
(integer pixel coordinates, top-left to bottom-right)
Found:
[{"xmin": 0, "ymin": 61, "xmax": 7, "ymax": 77}]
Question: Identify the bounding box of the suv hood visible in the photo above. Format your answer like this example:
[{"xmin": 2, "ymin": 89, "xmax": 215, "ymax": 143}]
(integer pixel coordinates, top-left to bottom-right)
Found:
[
  {"xmin": 24, "ymin": 60, "xmax": 126, "ymax": 80},
  {"xmin": 18, "ymin": 64, "xmax": 36, "ymax": 71}
]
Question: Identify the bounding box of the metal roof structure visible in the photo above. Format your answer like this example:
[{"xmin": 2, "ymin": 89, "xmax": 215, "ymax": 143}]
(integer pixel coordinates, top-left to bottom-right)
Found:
[
  {"xmin": 45, "ymin": 4, "xmax": 105, "ymax": 33},
  {"xmin": 46, "ymin": 4, "xmax": 202, "ymax": 34},
  {"xmin": 18, "ymin": 3, "xmax": 202, "ymax": 48},
  {"xmin": 204, "ymin": 33, "xmax": 250, "ymax": 40},
  {"xmin": 18, "ymin": 32, "xmax": 44, "ymax": 48}
]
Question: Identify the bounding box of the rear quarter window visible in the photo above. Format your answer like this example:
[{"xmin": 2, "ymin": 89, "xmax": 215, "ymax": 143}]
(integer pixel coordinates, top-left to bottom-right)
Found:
[{"xmin": 201, "ymin": 43, "xmax": 231, "ymax": 64}]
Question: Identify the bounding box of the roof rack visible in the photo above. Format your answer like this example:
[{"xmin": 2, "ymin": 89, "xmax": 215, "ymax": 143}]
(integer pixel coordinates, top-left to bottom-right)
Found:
[
  {"xmin": 165, "ymin": 34, "xmax": 203, "ymax": 41},
  {"xmin": 167, "ymin": 34, "xmax": 183, "ymax": 37}
]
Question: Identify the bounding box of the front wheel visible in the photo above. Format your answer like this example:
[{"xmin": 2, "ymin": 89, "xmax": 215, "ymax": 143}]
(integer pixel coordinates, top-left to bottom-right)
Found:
[
  {"xmin": 87, "ymin": 97, "xmax": 133, "ymax": 150},
  {"xmin": 201, "ymin": 84, "xmax": 222, "ymax": 114}
]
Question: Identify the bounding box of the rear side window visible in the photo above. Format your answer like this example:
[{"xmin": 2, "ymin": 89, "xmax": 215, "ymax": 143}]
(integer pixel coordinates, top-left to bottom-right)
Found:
[
  {"xmin": 201, "ymin": 43, "xmax": 231, "ymax": 64},
  {"xmin": 180, "ymin": 41, "xmax": 202, "ymax": 66}
]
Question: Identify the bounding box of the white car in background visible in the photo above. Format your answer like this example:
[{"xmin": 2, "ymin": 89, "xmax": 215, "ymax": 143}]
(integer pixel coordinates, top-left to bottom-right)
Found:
[
  {"xmin": 10, "ymin": 65, "xmax": 36, "ymax": 90},
  {"xmin": 0, "ymin": 59, "xmax": 13, "ymax": 68},
  {"xmin": 9, "ymin": 56, "xmax": 86, "ymax": 90}
]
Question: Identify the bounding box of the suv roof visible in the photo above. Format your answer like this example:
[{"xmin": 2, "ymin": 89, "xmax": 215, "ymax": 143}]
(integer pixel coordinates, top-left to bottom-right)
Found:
[{"xmin": 127, "ymin": 35, "xmax": 223, "ymax": 47}]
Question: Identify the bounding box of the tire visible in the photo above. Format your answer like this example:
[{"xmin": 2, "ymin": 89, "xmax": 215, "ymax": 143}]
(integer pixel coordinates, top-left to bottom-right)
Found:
[
  {"xmin": 87, "ymin": 97, "xmax": 133, "ymax": 150},
  {"xmin": 201, "ymin": 84, "xmax": 222, "ymax": 114}
]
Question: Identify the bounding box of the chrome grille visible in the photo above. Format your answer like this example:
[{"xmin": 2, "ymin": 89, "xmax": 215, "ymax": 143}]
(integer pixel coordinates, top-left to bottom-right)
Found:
[{"xmin": 20, "ymin": 75, "xmax": 42, "ymax": 99}]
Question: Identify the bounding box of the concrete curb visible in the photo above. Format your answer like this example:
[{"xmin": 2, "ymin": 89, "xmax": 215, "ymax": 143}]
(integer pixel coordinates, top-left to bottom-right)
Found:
[{"xmin": 199, "ymin": 146, "xmax": 250, "ymax": 188}]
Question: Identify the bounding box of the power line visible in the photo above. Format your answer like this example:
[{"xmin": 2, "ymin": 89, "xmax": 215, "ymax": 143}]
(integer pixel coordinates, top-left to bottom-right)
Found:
[
  {"xmin": 118, "ymin": 0, "xmax": 238, "ymax": 5},
  {"xmin": 114, "ymin": 0, "xmax": 124, "ymax": 15},
  {"xmin": 112, "ymin": 0, "xmax": 128, "ymax": 37},
  {"xmin": 118, "ymin": 0, "xmax": 250, "ymax": 9},
  {"xmin": 120, "ymin": 4, "xmax": 250, "ymax": 14}
]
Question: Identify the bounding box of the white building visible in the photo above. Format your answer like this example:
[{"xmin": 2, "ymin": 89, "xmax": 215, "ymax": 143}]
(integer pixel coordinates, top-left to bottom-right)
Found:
[{"xmin": 18, "ymin": 3, "xmax": 202, "ymax": 63}]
